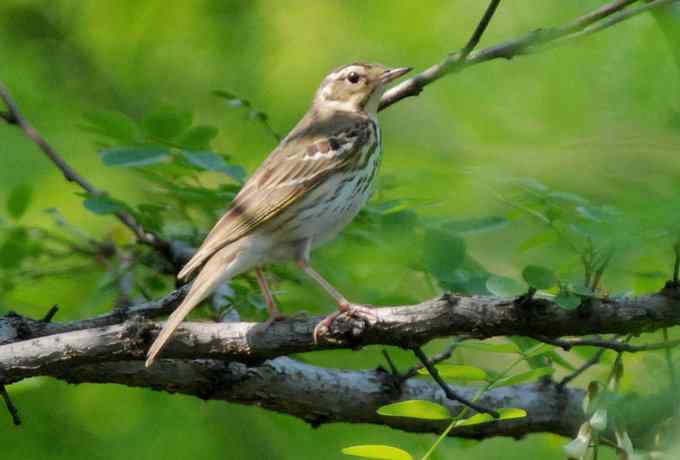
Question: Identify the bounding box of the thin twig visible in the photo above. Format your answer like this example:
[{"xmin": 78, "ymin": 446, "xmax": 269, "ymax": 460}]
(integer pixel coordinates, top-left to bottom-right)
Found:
[
  {"xmin": 380, "ymin": 0, "xmax": 676, "ymax": 110},
  {"xmin": 381, "ymin": 349, "xmax": 401, "ymax": 378},
  {"xmin": 41, "ymin": 305, "xmax": 59, "ymax": 323},
  {"xmin": 535, "ymin": 335, "xmax": 680, "ymax": 353},
  {"xmin": 412, "ymin": 347, "xmax": 499, "ymax": 417},
  {"xmin": 673, "ymin": 241, "xmax": 680, "ymax": 284},
  {"xmin": 0, "ymin": 81, "xmax": 171, "ymax": 256},
  {"xmin": 0, "ymin": 385, "xmax": 21, "ymax": 426},
  {"xmin": 401, "ymin": 339, "xmax": 466, "ymax": 382},
  {"xmin": 459, "ymin": 0, "xmax": 502, "ymax": 60},
  {"xmin": 558, "ymin": 348, "xmax": 606, "ymax": 388}
]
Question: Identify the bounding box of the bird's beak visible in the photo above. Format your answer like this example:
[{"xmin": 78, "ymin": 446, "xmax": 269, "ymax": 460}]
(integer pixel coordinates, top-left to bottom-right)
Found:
[{"xmin": 380, "ymin": 67, "xmax": 413, "ymax": 84}]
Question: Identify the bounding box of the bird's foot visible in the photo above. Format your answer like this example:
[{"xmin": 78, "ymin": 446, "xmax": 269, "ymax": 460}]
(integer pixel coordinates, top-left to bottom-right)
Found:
[{"xmin": 313, "ymin": 302, "xmax": 376, "ymax": 344}]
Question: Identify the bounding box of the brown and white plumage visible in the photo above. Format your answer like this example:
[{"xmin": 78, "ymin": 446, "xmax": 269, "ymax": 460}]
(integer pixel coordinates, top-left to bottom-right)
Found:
[{"xmin": 145, "ymin": 63, "xmax": 411, "ymax": 367}]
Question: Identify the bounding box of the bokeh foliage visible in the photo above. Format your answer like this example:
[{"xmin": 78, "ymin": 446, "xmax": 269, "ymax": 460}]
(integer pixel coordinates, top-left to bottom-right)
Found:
[{"xmin": 1, "ymin": 1, "xmax": 680, "ymax": 459}]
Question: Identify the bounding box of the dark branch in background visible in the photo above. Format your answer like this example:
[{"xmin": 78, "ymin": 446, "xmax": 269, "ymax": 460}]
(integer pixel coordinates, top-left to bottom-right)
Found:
[
  {"xmin": 53, "ymin": 357, "xmax": 589, "ymax": 440},
  {"xmin": 558, "ymin": 348, "xmax": 606, "ymax": 388},
  {"xmin": 379, "ymin": 0, "xmax": 677, "ymax": 110},
  {"xmin": 0, "ymin": 82, "xmax": 178, "ymax": 263},
  {"xmin": 459, "ymin": 0, "xmax": 502, "ymax": 60},
  {"xmin": 0, "ymin": 385, "xmax": 20, "ymax": 426},
  {"xmin": 413, "ymin": 346, "xmax": 499, "ymax": 417},
  {"xmin": 534, "ymin": 335, "xmax": 680, "ymax": 353}
]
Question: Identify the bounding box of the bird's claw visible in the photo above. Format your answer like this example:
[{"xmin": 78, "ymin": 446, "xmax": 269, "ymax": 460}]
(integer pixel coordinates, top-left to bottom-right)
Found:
[{"xmin": 313, "ymin": 304, "xmax": 376, "ymax": 344}]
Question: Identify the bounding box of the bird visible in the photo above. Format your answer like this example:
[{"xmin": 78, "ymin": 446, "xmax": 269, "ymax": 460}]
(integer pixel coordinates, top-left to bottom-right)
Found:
[{"xmin": 145, "ymin": 62, "xmax": 411, "ymax": 367}]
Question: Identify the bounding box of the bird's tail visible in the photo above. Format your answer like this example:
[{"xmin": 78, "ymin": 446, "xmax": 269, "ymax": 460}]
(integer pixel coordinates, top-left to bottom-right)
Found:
[{"xmin": 145, "ymin": 246, "xmax": 240, "ymax": 367}]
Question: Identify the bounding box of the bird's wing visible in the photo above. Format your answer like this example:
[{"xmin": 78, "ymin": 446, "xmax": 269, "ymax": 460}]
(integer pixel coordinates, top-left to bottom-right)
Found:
[{"xmin": 178, "ymin": 112, "xmax": 372, "ymax": 279}]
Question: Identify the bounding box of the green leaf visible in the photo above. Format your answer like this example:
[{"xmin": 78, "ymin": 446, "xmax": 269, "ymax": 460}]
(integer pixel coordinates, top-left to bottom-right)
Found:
[
  {"xmin": 7, "ymin": 184, "xmax": 32, "ymax": 219},
  {"xmin": 518, "ymin": 231, "xmax": 559, "ymax": 252},
  {"xmin": 457, "ymin": 340, "xmax": 521, "ymax": 354},
  {"xmin": 141, "ymin": 108, "xmax": 193, "ymax": 140},
  {"xmin": 442, "ymin": 216, "xmax": 508, "ymax": 235},
  {"xmin": 489, "ymin": 367, "xmax": 554, "ymax": 389},
  {"xmin": 554, "ymin": 292, "xmax": 581, "ymax": 310},
  {"xmin": 177, "ymin": 125, "xmax": 219, "ymax": 150},
  {"xmin": 82, "ymin": 110, "xmax": 138, "ymax": 143},
  {"xmin": 457, "ymin": 408, "xmax": 527, "ymax": 427},
  {"xmin": 486, "ymin": 275, "xmax": 527, "ymax": 297},
  {"xmin": 82, "ymin": 194, "xmax": 129, "ymax": 215},
  {"xmin": 181, "ymin": 151, "xmax": 246, "ymax": 182},
  {"xmin": 521, "ymin": 265, "xmax": 558, "ymax": 290},
  {"xmin": 0, "ymin": 228, "xmax": 30, "ymax": 268},
  {"xmin": 417, "ymin": 364, "xmax": 487, "ymax": 381},
  {"xmin": 341, "ymin": 445, "xmax": 413, "ymax": 460},
  {"xmin": 100, "ymin": 146, "xmax": 170, "ymax": 167},
  {"xmin": 423, "ymin": 228, "xmax": 466, "ymax": 284},
  {"xmin": 377, "ymin": 400, "xmax": 451, "ymax": 420},
  {"xmin": 522, "ymin": 343, "xmax": 553, "ymax": 359}
]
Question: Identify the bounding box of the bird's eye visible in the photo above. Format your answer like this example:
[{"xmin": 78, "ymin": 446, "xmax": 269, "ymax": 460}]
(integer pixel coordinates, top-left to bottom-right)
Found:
[{"xmin": 347, "ymin": 72, "xmax": 360, "ymax": 84}]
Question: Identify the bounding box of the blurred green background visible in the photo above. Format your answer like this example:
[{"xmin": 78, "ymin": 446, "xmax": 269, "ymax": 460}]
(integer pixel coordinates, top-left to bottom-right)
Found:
[{"xmin": 2, "ymin": 1, "xmax": 680, "ymax": 459}]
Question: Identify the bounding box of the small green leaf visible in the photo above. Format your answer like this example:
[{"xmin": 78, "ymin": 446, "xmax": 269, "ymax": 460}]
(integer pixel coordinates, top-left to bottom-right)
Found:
[
  {"xmin": 341, "ymin": 445, "xmax": 413, "ymax": 460},
  {"xmin": 489, "ymin": 367, "xmax": 554, "ymax": 389},
  {"xmin": 100, "ymin": 146, "xmax": 170, "ymax": 167},
  {"xmin": 82, "ymin": 110, "xmax": 138, "ymax": 143},
  {"xmin": 7, "ymin": 184, "xmax": 32, "ymax": 219},
  {"xmin": 486, "ymin": 275, "xmax": 527, "ymax": 297},
  {"xmin": 518, "ymin": 231, "xmax": 559, "ymax": 252},
  {"xmin": 457, "ymin": 408, "xmax": 527, "ymax": 427},
  {"xmin": 442, "ymin": 216, "xmax": 508, "ymax": 235},
  {"xmin": 142, "ymin": 108, "xmax": 192, "ymax": 140},
  {"xmin": 423, "ymin": 228, "xmax": 466, "ymax": 284},
  {"xmin": 0, "ymin": 228, "xmax": 30, "ymax": 268},
  {"xmin": 82, "ymin": 194, "xmax": 129, "ymax": 215},
  {"xmin": 417, "ymin": 364, "xmax": 487, "ymax": 381},
  {"xmin": 177, "ymin": 125, "xmax": 219, "ymax": 150},
  {"xmin": 521, "ymin": 343, "xmax": 553, "ymax": 359},
  {"xmin": 522, "ymin": 265, "xmax": 558, "ymax": 290},
  {"xmin": 182, "ymin": 151, "xmax": 246, "ymax": 182},
  {"xmin": 377, "ymin": 400, "xmax": 451, "ymax": 420},
  {"xmin": 457, "ymin": 341, "xmax": 521, "ymax": 354},
  {"xmin": 554, "ymin": 292, "xmax": 581, "ymax": 310}
]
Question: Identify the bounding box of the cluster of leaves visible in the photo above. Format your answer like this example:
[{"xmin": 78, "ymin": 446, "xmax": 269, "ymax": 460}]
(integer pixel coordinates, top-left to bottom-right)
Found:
[
  {"xmin": 0, "ymin": 185, "xmax": 107, "ymax": 304},
  {"xmin": 341, "ymin": 341, "xmax": 572, "ymax": 460}
]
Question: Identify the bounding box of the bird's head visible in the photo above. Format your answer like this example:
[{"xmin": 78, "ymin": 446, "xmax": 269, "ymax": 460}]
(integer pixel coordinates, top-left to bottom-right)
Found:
[{"xmin": 314, "ymin": 63, "xmax": 411, "ymax": 116}]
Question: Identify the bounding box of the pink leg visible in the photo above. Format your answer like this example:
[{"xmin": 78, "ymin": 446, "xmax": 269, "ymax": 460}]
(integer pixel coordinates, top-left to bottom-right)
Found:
[
  {"xmin": 255, "ymin": 268, "xmax": 284, "ymax": 323},
  {"xmin": 296, "ymin": 260, "xmax": 375, "ymax": 342}
]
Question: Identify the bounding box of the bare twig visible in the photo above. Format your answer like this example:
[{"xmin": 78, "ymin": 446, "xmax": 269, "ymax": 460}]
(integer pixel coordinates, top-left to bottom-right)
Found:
[
  {"xmin": 558, "ymin": 348, "xmax": 606, "ymax": 388},
  {"xmin": 459, "ymin": 0, "xmax": 502, "ymax": 60},
  {"xmin": 535, "ymin": 335, "xmax": 680, "ymax": 353},
  {"xmin": 0, "ymin": 81, "xmax": 172, "ymax": 256},
  {"xmin": 380, "ymin": 0, "xmax": 676, "ymax": 110},
  {"xmin": 401, "ymin": 338, "xmax": 466, "ymax": 382},
  {"xmin": 381, "ymin": 349, "xmax": 401, "ymax": 378},
  {"xmin": 41, "ymin": 305, "xmax": 59, "ymax": 323},
  {"xmin": 413, "ymin": 347, "xmax": 499, "ymax": 417},
  {"xmin": 0, "ymin": 385, "xmax": 21, "ymax": 426}
]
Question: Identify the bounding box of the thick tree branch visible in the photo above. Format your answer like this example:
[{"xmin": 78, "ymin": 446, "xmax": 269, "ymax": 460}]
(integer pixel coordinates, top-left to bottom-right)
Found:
[
  {"xmin": 52, "ymin": 357, "xmax": 587, "ymax": 439},
  {"xmin": 379, "ymin": 0, "xmax": 676, "ymax": 110},
  {"xmin": 3, "ymin": 290, "xmax": 680, "ymax": 383}
]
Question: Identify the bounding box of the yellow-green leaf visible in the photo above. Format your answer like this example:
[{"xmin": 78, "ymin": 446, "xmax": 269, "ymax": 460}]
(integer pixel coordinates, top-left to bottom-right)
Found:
[
  {"xmin": 377, "ymin": 400, "xmax": 450, "ymax": 420},
  {"xmin": 417, "ymin": 364, "xmax": 487, "ymax": 381},
  {"xmin": 457, "ymin": 340, "xmax": 521, "ymax": 354},
  {"xmin": 457, "ymin": 408, "xmax": 527, "ymax": 427},
  {"xmin": 341, "ymin": 445, "xmax": 413, "ymax": 460},
  {"xmin": 489, "ymin": 367, "xmax": 554, "ymax": 389}
]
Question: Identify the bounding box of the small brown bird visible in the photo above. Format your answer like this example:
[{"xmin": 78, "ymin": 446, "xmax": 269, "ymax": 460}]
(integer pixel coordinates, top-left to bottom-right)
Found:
[{"xmin": 145, "ymin": 63, "xmax": 411, "ymax": 367}]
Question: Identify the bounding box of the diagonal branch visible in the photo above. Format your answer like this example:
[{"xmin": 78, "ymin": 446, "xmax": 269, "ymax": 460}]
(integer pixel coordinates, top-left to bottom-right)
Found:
[
  {"xmin": 413, "ymin": 346, "xmax": 499, "ymax": 416},
  {"xmin": 379, "ymin": 0, "xmax": 676, "ymax": 110},
  {"xmin": 0, "ymin": 81, "xmax": 174, "ymax": 258}
]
